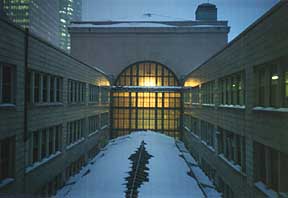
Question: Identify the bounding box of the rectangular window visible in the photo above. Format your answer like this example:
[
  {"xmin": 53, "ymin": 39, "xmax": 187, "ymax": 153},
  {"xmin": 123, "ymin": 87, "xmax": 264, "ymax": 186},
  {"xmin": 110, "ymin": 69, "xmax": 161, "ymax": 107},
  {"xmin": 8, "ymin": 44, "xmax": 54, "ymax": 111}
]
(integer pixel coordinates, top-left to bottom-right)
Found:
[
  {"xmin": 1, "ymin": 64, "xmax": 15, "ymax": 103},
  {"xmin": 88, "ymin": 115, "xmax": 99, "ymax": 134},
  {"xmin": 89, "ymin": 84, "xmax": 99, "ymax": 103},
  {"xmin": 101, "ymin": 87, "xmax": 109, "ymax": 104},
  {"xmin": 68, "ymin": 79, "xmax": 85, "ymax": 104},
  {"xmin": 67, "ymin": 119, "xmax": 85, "ymax": 145},
  {"xmin": 255, "ymin": 60, "xmax": 288, "ymax": 108},
  {"xmin": 34, "ymin": 73, "xmax": 40, "ymax": 103},
  {"xmin": 100, "ymin": 112, "xmax": 109, "ymax": 127},
  {"xmin": 201, "ymin": 81, "xmax": 214, "ymax": 105},
  {"xmin": 0, "ymin": 137, "xmax": 15, "ymax": 180},
  {"xmin": 200, "ymin": 120, "xmax": 215, "ymax": 148},
  {"xmin": 219, "ymin": 72, "xmax": 245, "ymax": 106},
  {"xmin": 191, "ymin": 86, "xmax": 200, "ymax": 104},
  {"xmin": 253, "ymin": 142, "xmax": 288, "ymax": 193},
  {"xmin": 217, "ymin": 128, "xmax": 246, "ymax": 173}
]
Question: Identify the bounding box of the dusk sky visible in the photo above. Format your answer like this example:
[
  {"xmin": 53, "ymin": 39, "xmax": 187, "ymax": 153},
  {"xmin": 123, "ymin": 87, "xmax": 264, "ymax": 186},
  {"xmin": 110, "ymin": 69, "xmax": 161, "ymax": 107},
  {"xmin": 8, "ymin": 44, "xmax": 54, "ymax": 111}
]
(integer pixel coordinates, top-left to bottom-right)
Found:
[{"xmin": 82, "ymin": 0, "xmax": 279, "ymax": 41}]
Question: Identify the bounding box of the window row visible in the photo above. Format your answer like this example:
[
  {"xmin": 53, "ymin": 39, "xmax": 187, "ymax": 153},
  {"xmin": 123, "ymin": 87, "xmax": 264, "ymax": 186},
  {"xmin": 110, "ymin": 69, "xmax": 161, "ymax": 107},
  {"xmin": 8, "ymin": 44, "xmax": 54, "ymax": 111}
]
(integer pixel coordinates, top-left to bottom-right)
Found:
[
  {"xmin": 184, "ymin": 115, "xmax": 215, "ymax": 148},
  {"xmin": 184, "ymin": 115, "xmax": 246, "ymax": 172},
  {"xmin": 254, "ymin": 142, "xmax": 288, "ymax": 194},
  {"xmin": 255, "ymin": 59, "xmax": 288, "ymax": 108},
  {"xmin": 29, "ymin": 125, "xmax": 62, "ymax": 165},
  {"xmin": 88, "ymin": 85, "xmax": 110, "ymax": 104},
  {"xmin": 184, "ymin": 72, "xmax": 245, "ymax": 106}
]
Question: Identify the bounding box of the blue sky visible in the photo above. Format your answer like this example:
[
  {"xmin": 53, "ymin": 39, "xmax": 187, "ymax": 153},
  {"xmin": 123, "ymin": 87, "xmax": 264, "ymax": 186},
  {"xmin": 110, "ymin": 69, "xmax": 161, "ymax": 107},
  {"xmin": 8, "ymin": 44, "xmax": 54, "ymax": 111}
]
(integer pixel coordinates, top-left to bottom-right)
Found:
[{"xmin": 82, "ymin": 0, "xmax": 279, "ymax": 41}]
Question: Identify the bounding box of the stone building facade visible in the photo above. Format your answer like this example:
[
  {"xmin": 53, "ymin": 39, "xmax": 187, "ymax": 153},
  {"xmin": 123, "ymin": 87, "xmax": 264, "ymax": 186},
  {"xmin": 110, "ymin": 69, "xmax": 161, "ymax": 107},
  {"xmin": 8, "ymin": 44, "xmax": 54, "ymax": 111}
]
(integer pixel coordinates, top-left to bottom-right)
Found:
[
  {"xmin": 183, "ymin": 2, "xmax": 288, "ymax": 197},
  {"xmin": 69, "ymin": 4, "xmax": 230, "ymax": 80},
  {"xmin": 0, "ymin": 17, "xmax": 110, "ymax": 196}
]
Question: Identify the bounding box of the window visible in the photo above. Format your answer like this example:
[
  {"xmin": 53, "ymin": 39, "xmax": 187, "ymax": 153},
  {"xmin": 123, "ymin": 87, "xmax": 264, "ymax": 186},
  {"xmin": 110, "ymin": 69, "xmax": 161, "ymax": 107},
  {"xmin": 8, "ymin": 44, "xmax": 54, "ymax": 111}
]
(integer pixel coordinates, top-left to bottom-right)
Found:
[
  {"xmin": 254, "ymin": 142, "xmax": 288, "ymax": 194},
  {"xmin": 89, "ymin": 84, "xmax": 99, "ymax": 103},
  {"xmin": 68, "ymin": 79, "xmax": 86, "ymax": 104},
  {"xmin": 219, "ymin": 71, "xmax": 245, "ymax": 106},
  {"xmin": 0, "ymin": 64, "xmax": 15, "ymax": 104},
  {"xmin": 100, "ymin": 86, "xmax": 109, "ymax": 104},
  {"xmin": 65, "ymin": 155, "xmax": 85, "ymax": 180},
  {"xmin": 30, "ymin": 125, "xmax": 62, "ymax": 165},
  {"xmin": 200, "ymin": 120, "xmax": 215, "ymax": 148},
  {"xmin": 112, "ymin": 62, "xmax": 181, "ymax": 138},
  {"xmin": 100, "ymin": 112, "xmax": 109, "ymax": 127},
  {"xmin": 41, "ymin": 173, "xmax": 63, "ymax": 197},
  {"xmin": 284, "ymin": 69, "xmax": 288, "ymax": 107},
  {"xmin": 191, "ymin": 86, "xmax": 200, "ymax": 104},
  {"xmin": 183, "ymin": 88, "xmax": 192, "ymax": 104},
  {"xmin": 217, "ymin": 177, "xmax": 234, "ymax": 198},
  {"xmin": 0, "ymin": 137, "xmax": 15, "ymax": 181},
  {"xmin": 255, "ymin": 59, "xmax": 288, "ymax": 108},
  {"xmin": 201, "ymin": 81, "xmax": 214, "ymax": 104},
  {"xmin": 217, "ymin": 128, "xmax": 246, "ymax": 173},
  {"xmin": 29, "ymin": 70, "xmax": 63, "ymax": 104},
  {"xmin": 88, "ymin": 115, "xmax": 99, "ymax": 134},
  {"xmin": 66, "ymin": 119, "xmax": 85, "ymax": 145}
]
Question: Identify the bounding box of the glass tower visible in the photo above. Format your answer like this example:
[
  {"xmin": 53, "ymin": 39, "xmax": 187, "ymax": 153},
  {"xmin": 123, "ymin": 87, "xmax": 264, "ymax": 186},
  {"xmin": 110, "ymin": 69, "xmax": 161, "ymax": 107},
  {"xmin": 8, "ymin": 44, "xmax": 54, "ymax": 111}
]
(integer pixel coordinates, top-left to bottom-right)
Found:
[
  {"xmin": 59, "ymin": 0, "xmax": 82, "ymax": 52},
  {"xmin": 3, "ymin": 0, "xmax": 59, "ymax": 47}
]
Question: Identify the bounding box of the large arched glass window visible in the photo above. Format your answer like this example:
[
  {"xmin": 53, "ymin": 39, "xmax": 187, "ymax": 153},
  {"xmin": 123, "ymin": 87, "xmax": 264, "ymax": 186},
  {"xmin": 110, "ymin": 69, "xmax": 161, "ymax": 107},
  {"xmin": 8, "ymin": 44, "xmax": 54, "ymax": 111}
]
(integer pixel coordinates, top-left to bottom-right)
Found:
[
  {"xmin": 115, "ymin": 62, "xmax": 179, "ymax": 86},
  {"xmin": 111, "ymin": 61, "xmax": 181, "ymax": 139}
]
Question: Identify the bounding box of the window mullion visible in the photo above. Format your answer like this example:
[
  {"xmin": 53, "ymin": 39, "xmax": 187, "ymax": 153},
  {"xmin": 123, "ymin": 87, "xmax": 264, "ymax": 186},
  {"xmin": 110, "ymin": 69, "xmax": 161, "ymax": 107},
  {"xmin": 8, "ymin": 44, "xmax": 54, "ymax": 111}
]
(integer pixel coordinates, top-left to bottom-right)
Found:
[
  {"xmin": 52, "ymin": 127, "xmax": 56, "ymax": 153},
  {"xmin": 47, "ymin": 75, "xmax": 51, "ymax": 103},
  {"xmin": 39, "ymin": 74, "xmax": 43, "ymax": 103},
  {"xmin": 0, "ymin": 65, "xmax": 2, "ymax": 103}
]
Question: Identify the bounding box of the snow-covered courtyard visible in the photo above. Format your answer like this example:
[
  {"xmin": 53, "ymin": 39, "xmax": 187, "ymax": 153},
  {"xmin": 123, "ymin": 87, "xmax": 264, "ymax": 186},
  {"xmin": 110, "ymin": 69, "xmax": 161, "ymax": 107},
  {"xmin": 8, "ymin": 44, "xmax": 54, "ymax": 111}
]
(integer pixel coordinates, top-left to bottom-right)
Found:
[{"xmin": 56, "ymin": 131, "xmax": 220, "ymax": 198}]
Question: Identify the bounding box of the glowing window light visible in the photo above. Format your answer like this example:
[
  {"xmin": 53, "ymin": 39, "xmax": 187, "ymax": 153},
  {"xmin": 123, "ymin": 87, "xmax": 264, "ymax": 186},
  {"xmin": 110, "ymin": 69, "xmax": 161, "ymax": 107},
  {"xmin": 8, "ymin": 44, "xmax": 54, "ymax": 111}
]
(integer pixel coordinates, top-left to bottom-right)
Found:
[
  {"xmin": 141, "ymin": 77, "xmax": 156, "ymax": 87},
  {"xmin": 271, "ymin": 75, "xmax": 279, "ymax": 80}
]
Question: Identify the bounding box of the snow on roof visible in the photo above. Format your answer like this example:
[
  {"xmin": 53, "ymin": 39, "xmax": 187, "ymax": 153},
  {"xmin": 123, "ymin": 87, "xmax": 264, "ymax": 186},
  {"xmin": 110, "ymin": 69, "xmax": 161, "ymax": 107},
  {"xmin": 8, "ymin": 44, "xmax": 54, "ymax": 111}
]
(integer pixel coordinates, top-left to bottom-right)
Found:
[
  {"xmin": 70, "ymin": 22, "xmax": 176, "ymax": 28},
  {"xmin": 69, "ymin": 21, "xmax": 228, "ymax": 29},
  {"xmin": 56, "ymin": 131, "xmax": 221, "ymax": 198}
]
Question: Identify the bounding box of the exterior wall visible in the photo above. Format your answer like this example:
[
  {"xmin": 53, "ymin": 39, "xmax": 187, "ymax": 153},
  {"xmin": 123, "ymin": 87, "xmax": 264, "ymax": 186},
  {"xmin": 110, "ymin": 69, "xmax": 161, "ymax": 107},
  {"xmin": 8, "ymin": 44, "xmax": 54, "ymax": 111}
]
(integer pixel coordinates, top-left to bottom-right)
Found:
[
  {"xmin": 0, "ymin": 17, "xmax": 110, "ymax": 195},
  {"xmin": 70, "ymin": 24, "xmax": 229, "ymax": 80},
  {"xmin": 183, "ymin": 2, "xmax": 288, "ymax": 197}
]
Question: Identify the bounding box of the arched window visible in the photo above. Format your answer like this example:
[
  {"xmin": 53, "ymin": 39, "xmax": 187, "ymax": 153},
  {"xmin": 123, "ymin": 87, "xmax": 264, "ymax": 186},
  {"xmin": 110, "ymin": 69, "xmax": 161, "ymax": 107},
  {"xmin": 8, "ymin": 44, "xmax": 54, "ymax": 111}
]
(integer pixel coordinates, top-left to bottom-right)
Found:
[
  {"xmin": 111, "ymin": 61, "xmax": 181, "ymax": 139},
  {"xmin": 115, "ymin": 62, "xmax": 179, "ymax": 86}
]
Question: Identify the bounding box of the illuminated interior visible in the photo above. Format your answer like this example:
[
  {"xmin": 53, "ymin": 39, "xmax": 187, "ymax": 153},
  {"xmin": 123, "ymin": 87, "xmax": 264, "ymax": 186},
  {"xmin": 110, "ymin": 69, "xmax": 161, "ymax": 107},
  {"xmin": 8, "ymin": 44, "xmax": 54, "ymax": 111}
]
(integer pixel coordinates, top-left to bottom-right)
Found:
[{"xmin": 111, "ymin": 62, "xmax": 181, "ymax": 138}]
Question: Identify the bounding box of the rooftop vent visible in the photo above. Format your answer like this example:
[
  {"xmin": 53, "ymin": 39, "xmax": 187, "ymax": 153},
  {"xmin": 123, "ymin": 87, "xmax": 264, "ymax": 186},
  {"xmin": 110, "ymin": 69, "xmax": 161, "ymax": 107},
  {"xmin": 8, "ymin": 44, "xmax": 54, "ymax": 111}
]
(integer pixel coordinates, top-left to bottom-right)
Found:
[{"xmin": 195, "ymin": 3, "xmax": 217, "ymax": 21}]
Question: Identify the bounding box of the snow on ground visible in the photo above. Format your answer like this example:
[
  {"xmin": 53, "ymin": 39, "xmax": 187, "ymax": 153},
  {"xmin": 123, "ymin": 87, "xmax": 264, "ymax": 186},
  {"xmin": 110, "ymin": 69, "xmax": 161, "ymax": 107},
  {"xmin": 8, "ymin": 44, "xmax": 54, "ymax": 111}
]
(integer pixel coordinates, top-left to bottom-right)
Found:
[{"xmin": 56, "ymin": 131, "xmax": 217, "ymax": 198}]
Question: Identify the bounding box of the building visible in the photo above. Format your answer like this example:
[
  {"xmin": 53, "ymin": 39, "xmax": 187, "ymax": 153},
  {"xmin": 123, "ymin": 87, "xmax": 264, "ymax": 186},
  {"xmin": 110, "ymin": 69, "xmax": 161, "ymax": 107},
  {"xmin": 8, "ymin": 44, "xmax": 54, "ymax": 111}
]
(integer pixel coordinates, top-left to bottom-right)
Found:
[
  {"xmin": 0, "ymin": 16, "xmax": 110, "ymax": 196},
  {"xmin": 183, "ymin": 1, "xmax": 288, "ymax": 197},
  {"xmin": 0, "ymin": 1, "xmax": 287, "ymax": 197},
  {"xmin": 59, "ymin": 0, "xmax": 82, "ymax": 52},
  {"xmin": 69, "ymin": 3, "xmax": 229, "ymax": 79},
  {"xmin": 69, "ymin": 3, "xmax": 229, "ymax": 139},
  {"xmin": 2, "ymin": 0, "xmax": 60, "ymax": 47}
]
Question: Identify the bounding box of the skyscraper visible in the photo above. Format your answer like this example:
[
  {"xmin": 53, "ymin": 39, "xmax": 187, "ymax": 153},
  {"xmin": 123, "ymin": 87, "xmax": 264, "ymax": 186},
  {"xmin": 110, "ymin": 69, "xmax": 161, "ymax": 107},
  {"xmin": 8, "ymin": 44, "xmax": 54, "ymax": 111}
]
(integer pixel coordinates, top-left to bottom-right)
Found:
[
  {"xmin": 2, "ymin": 0, "xmax": 59, "ymax": 47},
  {"xmin": 59, "ymin": 0, "xmax": 82, "ymax": 52}
]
